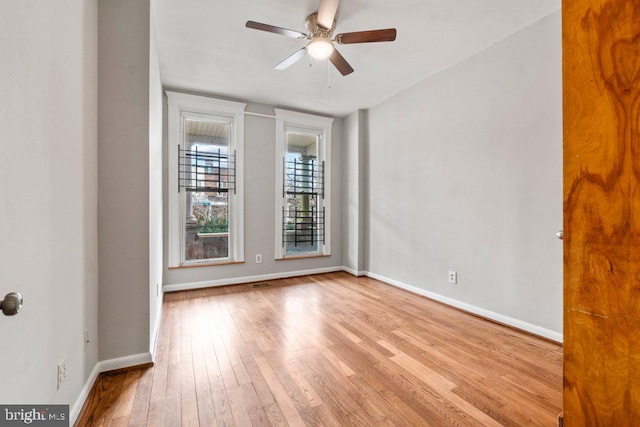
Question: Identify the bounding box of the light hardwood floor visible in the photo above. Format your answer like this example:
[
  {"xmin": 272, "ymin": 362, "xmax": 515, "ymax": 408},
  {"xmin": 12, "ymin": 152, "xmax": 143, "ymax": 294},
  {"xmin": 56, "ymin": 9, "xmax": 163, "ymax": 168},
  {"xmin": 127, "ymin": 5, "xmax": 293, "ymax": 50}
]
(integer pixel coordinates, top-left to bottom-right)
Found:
[{"xmin": 76, "ymin": 272, "xmax": 562, "ymax": 426}]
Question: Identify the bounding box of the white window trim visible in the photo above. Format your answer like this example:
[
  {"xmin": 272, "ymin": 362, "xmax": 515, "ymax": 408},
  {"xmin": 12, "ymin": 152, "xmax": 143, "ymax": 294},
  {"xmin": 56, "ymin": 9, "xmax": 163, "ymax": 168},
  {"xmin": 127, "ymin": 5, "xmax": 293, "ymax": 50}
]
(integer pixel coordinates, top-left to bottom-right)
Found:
[
  {"xmin": 166, "ymin": 91, "xmax": 246, "ymax": 267},
  {"xmin": 274, "ymin": 108, "xmax": 333, "ymax": 259}
]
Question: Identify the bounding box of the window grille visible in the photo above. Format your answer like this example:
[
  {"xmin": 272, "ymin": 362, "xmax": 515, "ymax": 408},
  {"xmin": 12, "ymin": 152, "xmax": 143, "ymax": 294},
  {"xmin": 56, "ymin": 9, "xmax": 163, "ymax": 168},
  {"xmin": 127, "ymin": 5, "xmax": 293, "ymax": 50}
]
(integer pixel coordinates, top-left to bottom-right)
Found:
[
  {"xmin": 178, "ymin": 145, "xmax": 236, "ymax": 193},
  {"xmin": 284, "ymin": 159, "xmax": 324, "ymax": 197},
  {"xmin": 282, "ymin": 206, "xmax": 325, "ymax": 247}
]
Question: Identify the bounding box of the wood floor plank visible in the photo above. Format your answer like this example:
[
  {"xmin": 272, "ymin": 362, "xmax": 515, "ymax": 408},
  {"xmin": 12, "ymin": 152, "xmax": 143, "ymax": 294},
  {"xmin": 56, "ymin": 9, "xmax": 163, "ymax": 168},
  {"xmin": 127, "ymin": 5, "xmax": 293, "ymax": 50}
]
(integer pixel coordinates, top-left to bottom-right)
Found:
[
  {"xmin": 380, "ymin": 339, "xmax": 502, "ymax": 427},
  {"xmin": 286, "ymin": 358, "xmax": 324, "ymax": 408},
  {"xmin": 237, "ymin": 382, "xmax": 272, "ymax": 427},
  {"xmin": 303, "ymin": 346, "xmax": 399, "ymax": 427},
  {"xmin": 146, "ymin": 399, "xmax": 166, "ymax": 426},
  {"xmin": 190, "ymin": 297, "xmax": 217, "ymax": 426},
  {"xmin": 164, "ymin": 300, "xmax": 183, "ymax": 427},
  {"xmin": 96, "ymin": 373, "xmax": 128, "ymax": 426},
  {"xmin": 75, "ymin": 372, "xmax": 127, "ymax": 426},
  {"xmin": 204, "ymin": 297, "xmax": 243, "ymax": 389},
  {"xmin": 263, "ymin": 402, "xmax": 288, "ymax": 427},
  {"xmin": 345, "ymin": 373, "xmax": 414, "ymax": 426},
  {"xmin": 128, "ymin": 367, "xmax": 153, "ymax": 426},
  {"xmin": 296, "ymin": 348, "xmax": 375, "ymax": 426},
  {"xmin": 225, "ymin": 384, "xmax": 255, "ymax": 427},
  {"xmin": 109, "ymin": 415, "xmax": 130, "ymax": 427},
  {"xmin": 260, "ymin": 353, "xmax": 323, "ymax": 426},
  {"xmin": 75, "ymin": 272, "xmax": 562, "ymax": 427},
  {"xmin": 254, "ymin": 356, "xmax": 307, "ymax": 427},
  {"xmin": 208, "ymin": 296, "xmax": 253, "ymax": 386},
  {"xmin": 318, "ymin": 347, "xmax": 356, "ymax": 377},
  {"xmin": 198, "ymin": 295, "xmax": 236, "ymax": 426},
  {"xmin": 390, "ymin": 326, "xmax": 546, "ymax": 416},
  {"xmin": 180, "ymin": 299, "xmax": 200, "ymax": 425},
  {"xmin": 207, "ymin": 371, "xmax": 235, "ymax": 426}
]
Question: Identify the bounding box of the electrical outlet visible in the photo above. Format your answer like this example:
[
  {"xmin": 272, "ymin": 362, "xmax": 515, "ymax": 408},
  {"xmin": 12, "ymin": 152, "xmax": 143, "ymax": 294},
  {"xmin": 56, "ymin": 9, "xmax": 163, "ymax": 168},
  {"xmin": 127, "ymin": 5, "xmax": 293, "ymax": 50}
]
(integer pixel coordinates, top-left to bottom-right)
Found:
[
  {"xmin": 448, "ymin": 271, "xmax": 458, "ymax": 284},
  {"xmin": 57, "ymin": 357, "xmax": 67, "ymax": 390},
  {"xmin": 256, "ymin": 254, "xmax": 262, "ymax": 264},
  {"xmin": 84, "ymin": 329, "xmax": 90, "ymax": 351}
]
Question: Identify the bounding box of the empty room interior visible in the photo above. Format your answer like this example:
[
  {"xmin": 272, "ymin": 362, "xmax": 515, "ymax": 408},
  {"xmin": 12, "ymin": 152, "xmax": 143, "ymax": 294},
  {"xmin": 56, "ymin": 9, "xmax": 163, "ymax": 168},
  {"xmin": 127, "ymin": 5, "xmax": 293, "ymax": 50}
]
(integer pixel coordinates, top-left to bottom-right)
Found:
[{"xmin": 2, "ymin": 0, "xmax": 638, "ymax": 425}]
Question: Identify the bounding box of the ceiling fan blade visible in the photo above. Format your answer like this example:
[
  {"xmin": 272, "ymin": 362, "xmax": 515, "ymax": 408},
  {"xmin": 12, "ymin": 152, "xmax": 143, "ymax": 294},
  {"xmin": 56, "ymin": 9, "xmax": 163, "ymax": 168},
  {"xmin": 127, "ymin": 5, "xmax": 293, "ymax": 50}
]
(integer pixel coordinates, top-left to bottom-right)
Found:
[
  {"xmin": 335, "ymin": 28, "xmax": 397, "ymax": 44},
  {"xmin": 329, "ymin": 48, "xmax": 354, "ymax": 76},
  {"xmin": 317, "ymin": 0, "xmax": 339, "ymax": 30},
  {"xmin": 275, "ymin": 48, "xmax": 308, "ymax": 70},
  {"xmin": 246, "ymin": 21, "xmax": 307, "ymax": 39}
]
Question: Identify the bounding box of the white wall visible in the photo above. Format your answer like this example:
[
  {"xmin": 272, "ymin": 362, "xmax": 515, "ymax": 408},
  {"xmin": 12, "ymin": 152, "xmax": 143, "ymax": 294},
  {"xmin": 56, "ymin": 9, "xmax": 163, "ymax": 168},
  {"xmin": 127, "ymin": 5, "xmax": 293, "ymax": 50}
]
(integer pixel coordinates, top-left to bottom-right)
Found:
[
  {"xmin": 98, "ymin": 0, "xmax": 152, "ymax": 361},
  {"xmin": 342, "ymin": 110, "xmax": 367, "ymax": 274},
  {"xmin": 163, "ymin": 100, "xmax": 344, "ymax": 288},
  {"xmin": 0, "ymin": 0, "xmax": 99, "ymax": 408},
  {"xmin": 365, "ymin": 12, "xmax": 562, "ymax": 334},
  {"xmin": 149, "ymin": 2, "xmax": 163, "ymax": 354}
]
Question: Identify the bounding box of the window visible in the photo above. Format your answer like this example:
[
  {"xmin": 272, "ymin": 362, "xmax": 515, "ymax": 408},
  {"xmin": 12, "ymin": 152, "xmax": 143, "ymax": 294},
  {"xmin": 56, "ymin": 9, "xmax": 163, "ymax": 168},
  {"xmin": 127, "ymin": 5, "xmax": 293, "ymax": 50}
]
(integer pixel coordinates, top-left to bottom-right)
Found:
[
  {"xmin": 167, "ymin": 92, "xmax": 245, "ymax": 267},
  {"xmin": 275, "ymin": 109, "xmax": 333, "ymax": 259}
]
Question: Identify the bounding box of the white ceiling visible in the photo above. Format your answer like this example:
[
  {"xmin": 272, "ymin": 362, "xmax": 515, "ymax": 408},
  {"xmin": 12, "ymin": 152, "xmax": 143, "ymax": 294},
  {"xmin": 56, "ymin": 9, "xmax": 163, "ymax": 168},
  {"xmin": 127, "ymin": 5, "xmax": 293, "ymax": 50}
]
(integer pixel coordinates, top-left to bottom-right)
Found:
[
  {"xmin": 153, "ymin": 0, "xmax": 560, "ymax": 117},
  {"xmin": 185, "ymin": 119, "xmax": 228, "ymax": 138}
]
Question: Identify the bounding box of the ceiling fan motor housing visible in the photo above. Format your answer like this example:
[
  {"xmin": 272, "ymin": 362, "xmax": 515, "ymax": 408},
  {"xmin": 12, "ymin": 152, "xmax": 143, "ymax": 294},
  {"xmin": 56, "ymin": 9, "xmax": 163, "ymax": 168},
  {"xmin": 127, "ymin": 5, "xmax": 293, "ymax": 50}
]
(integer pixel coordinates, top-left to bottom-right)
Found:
[{"xmin": 305, "ymin": 12, "xmax": 336, "ymax": 35}]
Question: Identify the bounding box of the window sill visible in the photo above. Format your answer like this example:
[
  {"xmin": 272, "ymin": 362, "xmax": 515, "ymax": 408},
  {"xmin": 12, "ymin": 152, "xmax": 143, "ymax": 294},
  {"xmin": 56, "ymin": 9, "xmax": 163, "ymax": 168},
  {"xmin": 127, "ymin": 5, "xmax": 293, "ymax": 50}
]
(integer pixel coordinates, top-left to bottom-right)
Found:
[
  {"xmin": 169, "ymin": 260, "xmax": 244, "ymax": 269},
  {"xmin": 196, "ymin": 232, "xmax": 229, "ymax": 238},
  {"xmin": 276, "ymin": 253, "xmax": 330, "ymax": 261}
]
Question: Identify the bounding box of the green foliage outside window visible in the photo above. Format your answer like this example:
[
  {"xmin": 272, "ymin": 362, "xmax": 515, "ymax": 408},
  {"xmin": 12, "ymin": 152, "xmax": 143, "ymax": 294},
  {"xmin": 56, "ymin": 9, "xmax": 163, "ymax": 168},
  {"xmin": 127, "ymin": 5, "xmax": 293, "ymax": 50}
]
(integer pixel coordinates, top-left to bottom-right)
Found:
[{"xmin": 198, "ymin": 216, "xmax": 228, "ymax": 234}]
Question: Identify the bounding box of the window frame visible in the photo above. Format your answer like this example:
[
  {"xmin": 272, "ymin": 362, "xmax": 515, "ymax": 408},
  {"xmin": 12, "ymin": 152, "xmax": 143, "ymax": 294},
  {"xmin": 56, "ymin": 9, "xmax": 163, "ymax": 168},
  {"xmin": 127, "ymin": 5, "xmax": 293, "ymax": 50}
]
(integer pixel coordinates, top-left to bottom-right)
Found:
[
  {"xmin": 274, "ymin": 108, "xmax": 333, "ymax": 259},
  {"xmin": 166, "ymin": 91, "xmax": 246, "ymax": 267}
]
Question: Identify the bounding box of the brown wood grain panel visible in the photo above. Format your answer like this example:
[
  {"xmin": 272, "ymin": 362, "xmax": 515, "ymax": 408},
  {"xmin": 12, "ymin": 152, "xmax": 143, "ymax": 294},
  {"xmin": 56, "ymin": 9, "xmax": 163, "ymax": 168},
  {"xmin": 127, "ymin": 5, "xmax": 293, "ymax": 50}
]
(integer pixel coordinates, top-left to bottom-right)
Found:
[{"xmin": 563, "ymin": 0, "xmax": 640, "ymax": 424}]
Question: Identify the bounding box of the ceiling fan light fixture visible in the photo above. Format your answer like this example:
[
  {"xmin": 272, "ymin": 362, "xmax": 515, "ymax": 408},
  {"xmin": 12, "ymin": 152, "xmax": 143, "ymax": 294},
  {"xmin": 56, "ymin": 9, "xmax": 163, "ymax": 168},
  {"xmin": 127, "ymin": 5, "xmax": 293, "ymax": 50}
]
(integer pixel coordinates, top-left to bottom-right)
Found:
[{"xmin": 307, "ymin": 38, "xmax": 334, "ymax": 59}]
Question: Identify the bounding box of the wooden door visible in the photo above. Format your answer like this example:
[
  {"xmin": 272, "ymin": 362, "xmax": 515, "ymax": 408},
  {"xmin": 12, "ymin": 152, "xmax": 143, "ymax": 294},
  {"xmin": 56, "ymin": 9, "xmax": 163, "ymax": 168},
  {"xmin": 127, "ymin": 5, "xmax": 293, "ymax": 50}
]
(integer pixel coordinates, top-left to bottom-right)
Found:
[{"xmin": 563, "ymin": 0, "xmax": 640, "ymax": 423}]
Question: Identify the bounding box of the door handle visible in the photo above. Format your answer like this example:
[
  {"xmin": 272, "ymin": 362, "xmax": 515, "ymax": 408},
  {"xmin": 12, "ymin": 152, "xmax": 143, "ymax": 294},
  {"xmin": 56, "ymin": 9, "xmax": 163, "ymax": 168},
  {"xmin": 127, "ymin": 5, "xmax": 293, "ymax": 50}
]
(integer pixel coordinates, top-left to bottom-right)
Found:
[
  {"xmin": 556, "ymin": 230, "xmax": 563, "ymax": 240},
  {"xmin": 0, "ymin": 293, "xmax": 23, "ymax": 316}
]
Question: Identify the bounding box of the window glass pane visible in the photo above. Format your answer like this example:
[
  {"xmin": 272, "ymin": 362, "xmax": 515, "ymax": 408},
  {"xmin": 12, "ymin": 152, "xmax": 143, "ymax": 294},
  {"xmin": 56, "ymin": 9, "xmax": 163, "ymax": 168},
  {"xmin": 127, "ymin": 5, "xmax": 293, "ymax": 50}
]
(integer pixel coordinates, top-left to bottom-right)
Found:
[
  {"xmin": 184, "ymin": 118, "xmax": 230, "ymax": 261},
  {"xmin": 285, "ymin": 131, "xmax": 320, "ymax": 255}
]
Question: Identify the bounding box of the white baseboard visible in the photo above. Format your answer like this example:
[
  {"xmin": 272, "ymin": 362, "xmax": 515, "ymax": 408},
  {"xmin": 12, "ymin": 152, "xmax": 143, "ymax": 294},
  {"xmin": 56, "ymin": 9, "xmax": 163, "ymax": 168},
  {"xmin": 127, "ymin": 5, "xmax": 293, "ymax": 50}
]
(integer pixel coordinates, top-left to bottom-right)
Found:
[
  {"xmin": 97, "ymin": 352, "xmax": 153, "ymax": 373},
  {"xmin": 150, "ymin": 297, "xmax": 163, "ymax": 361},
  {"xmin": 342, "ymin": 266, "xmax": 367, "ymax": 276},
  {"xmin": 364, "ymin": 271, "xmax": 563, "ymax": 343},
  {"xmin": 70, "ymin": 352, "xmax": 152, "ymax": 424},
  {"xmin": 163, "ymin": 266, "xmax": 344, "ymax": 292},
  {"xmin": 70, "ymin": 363, "xmax": 100, "ymax": 425}
]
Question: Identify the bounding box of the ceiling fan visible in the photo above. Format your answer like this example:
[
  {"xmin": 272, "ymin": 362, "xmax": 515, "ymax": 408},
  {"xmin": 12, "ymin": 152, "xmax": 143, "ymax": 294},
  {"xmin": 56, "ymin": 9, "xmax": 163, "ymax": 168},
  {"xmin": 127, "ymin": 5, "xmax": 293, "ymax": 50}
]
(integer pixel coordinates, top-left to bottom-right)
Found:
[{"xmin": 245, "ymin": 0, "xmax": 397, "ymax": 76}]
